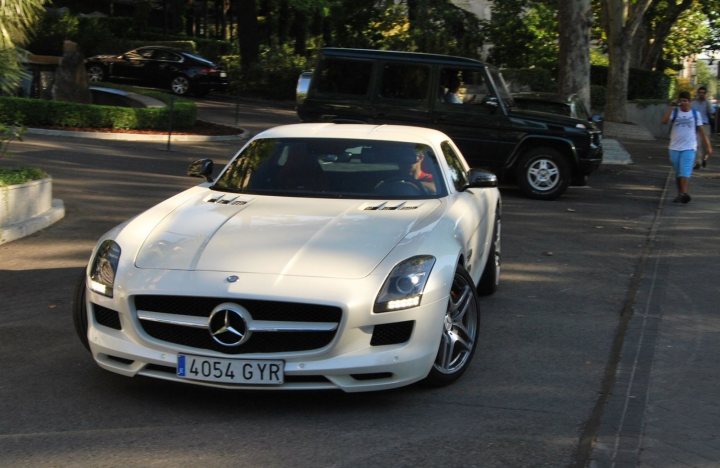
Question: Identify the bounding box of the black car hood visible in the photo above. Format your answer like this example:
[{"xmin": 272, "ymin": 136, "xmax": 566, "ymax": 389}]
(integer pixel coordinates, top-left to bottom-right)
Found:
[{"xmin": 507, "ymin": 108, "xmax": 597, "ymax": 131}]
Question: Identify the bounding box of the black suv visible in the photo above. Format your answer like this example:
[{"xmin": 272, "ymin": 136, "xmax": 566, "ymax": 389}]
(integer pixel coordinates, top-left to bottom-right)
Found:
[{"xmin": 297, "ymin": 48, "xmax": 603, "ymax": 200}]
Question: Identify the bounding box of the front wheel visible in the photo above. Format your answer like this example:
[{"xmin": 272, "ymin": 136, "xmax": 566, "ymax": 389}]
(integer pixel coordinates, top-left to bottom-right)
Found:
[
  {"xmin": 170, "ymin": 75, "xmax": 191, "ymax": 95},
  {"xmin": 424, "ymin": 265, "xmax": 480, "ymax": 387},
  {"xmin": 516, "ymin": 148, "xmax": 570, "ymax": 200},
  {"xmin": 72, "ymin": 271, "xmax": 90, "ymax": 351},
  {"xmin": 86, "ymin": 65, "xmax": 104, "ymax": 82},
  {"xmin": 477, "ymin": 206, "xmax": 501, "ymax": 296}
]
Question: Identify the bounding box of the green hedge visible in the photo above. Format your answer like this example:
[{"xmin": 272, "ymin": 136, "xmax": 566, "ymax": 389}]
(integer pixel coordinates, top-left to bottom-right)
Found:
[
  {"xmin": 591, "ymin": 65, "xmax": 671, "ymax": 100},
  {"xmin": 0, "ymin": 94, "xmax": 196, "ymax": 130},
  {"xmin": 500, "ymin": 68, "xmax": 556, "ymax": 93}
]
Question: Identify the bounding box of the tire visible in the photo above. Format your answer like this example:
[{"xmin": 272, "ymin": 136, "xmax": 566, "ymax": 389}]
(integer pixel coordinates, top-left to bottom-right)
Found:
[
  {"xmin": 87, "ymin": 65, "xmax": 104, "ymax": 83},
  {"xmin": 424, "ymin": 265, "xmax": 480, "ymax": 387},
  {"xmin": 477, "ymin": 206, "xmax": 501, "ymax": 296},
  {"xmin": 515, "ymin": 147, "xmax": 570, "ymax": 200},
  {"xmin": 170, "ymin": 75, "xmax": 191, "ymax": 95},
  {"xmin": 72, "ymin": 270, "xmax": 90, "ymax": 352}
]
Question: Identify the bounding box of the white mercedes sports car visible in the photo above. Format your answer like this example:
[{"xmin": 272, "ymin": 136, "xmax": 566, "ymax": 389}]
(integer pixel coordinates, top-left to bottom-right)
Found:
[{"xmin": 74, "ymin": 123, "xmax": 501, "ymax": 392}]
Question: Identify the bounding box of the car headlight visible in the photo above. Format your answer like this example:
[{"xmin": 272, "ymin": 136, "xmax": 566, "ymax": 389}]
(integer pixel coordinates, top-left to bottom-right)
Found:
[
  {"xmin": 88, "ymin": 240, "xmax": 121, "ymax": 298},
  {"xmin": 374, "ymin": 255, "xmax": 436, "ymax": 312}
]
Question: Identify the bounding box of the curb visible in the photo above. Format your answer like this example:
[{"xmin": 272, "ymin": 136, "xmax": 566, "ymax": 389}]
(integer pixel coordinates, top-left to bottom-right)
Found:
[
  {"xmin": 25, "ymin": 127, "xmax": 248, "ymax": 143},
  {"xmin": 0, "ymin": 199, "xmax": 65, "ymax": 246}
]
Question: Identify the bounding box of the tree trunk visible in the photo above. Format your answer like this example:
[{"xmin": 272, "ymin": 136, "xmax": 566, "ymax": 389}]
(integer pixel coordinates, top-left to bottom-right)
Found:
[
  {"xmin": 237, "ymin": 0, "xmax": 260, "ymax": 70},
  {"xmin": 601, "ymin": 0, "xmax": 654, "ymax": 122},
  {"xmin": 558, "ymin": 0, "xmax": 592, "ymax": 113}
]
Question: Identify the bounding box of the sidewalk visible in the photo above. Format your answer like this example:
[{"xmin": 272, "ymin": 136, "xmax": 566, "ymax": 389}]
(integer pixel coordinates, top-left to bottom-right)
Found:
[{"xmin": 589, "ymin": 136, "xmax": 720, "ymax": 467}]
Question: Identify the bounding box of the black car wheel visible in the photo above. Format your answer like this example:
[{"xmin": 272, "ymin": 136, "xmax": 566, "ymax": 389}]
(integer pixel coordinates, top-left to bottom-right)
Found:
[
  {"xmin": 170, "ymin": 75, "xmax": 191, "ymax": 95},
  {"xmin": 72, "ymin": 270, "xmax": 90, "ymax": 351},
  {"xmin": 477, "ymin": 206, "xmax": 501, "ymax": 296},
  {"xmin": 87, "ymin": 65, "xmax": 104, "ymax": 82},
  {"xmin": 424, "ymin": 265, "xmax": 480, "ymax": 386},
  {"xmin": 516, "ymin": 147, "xmax": 570, "ymax": 200}
]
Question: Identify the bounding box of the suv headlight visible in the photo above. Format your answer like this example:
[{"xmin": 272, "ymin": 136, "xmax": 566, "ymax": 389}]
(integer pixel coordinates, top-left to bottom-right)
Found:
[
  {"xmin": 89, "ymin": 240, "xmax": 121, "ymax": 298},
  {"xmin": 374, "ymin": 255, "xmax": 435, "ymax": 312}
]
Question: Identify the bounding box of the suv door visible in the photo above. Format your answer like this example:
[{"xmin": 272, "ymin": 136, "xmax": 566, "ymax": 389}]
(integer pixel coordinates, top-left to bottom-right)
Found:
[
  {"xmin": 371, "ymin": 62, "xmax": 432, "ymax": 126},
  {"xmin": 432, "ymin": 67, "xmax": 516, "ymax": 171}
]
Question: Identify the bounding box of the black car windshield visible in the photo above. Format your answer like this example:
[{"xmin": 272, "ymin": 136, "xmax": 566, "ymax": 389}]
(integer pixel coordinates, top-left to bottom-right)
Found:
[{"xmin": 212, "ymin": 138, "xmax": 447, "ymax": 199}]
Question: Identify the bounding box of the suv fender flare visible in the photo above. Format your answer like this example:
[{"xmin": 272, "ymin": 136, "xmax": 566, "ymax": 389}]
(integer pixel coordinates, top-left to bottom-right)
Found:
[{"xmin": 507, "ymin": 136, "xmax": 579, "ymax": 171}]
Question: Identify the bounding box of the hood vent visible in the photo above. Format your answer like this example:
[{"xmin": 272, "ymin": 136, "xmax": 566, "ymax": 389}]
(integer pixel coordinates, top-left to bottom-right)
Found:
[
  {"xmin": 363, "ymin": 201, "xmax": 419, "ymax": 211},
  {"xmin": 205, "ymin": 194, "xmax": 249, "ymax": 206}
]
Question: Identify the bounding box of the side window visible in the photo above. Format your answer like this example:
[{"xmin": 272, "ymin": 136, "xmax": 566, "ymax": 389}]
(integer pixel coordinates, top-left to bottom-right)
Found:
[
  {"xmin": 379, "ymin": 63, "xmax": 430, "ymax": 101},
  {"xmin": 138, "ymin": 49, "xmax": 154, "ymax": 59},
  {"xmin": 441, "ymin": 141, "xmax": 469, "ymax": 191},
  {"xmin": 315, "ymin": 58, "xmax": 373, "ymax": 97},
  {"xmin": 439, "ymin": 68, "xmax": 492, "ymax": 110},
  {"xmin": 154, "ymin": 50, "xmax": 181, "ymax": 62}
]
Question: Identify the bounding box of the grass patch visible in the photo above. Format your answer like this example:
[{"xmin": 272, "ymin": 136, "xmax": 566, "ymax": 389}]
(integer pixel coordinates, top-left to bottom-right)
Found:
[{"xmin": 0, "ymin": 167, "xmax": 48, "ymax": 187}]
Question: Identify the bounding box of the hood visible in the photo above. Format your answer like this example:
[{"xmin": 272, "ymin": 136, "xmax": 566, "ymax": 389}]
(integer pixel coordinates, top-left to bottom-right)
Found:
[
  {"xmin": 134, "ymin": 192, "xmax": 442, "ymax": 279},
  {"xmin": 507, "ymin": 108, "xmax": 589, "ymax": 129}
]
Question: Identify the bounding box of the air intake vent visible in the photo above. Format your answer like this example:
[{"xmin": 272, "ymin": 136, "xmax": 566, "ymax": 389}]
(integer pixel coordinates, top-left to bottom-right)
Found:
[
  {"xmin": 363, "ymin": 201, "xmax": 419, "ymax": 211},
  {"xmin": 206, "ymin": 194, "xmax": 249, "ymax": 206}
]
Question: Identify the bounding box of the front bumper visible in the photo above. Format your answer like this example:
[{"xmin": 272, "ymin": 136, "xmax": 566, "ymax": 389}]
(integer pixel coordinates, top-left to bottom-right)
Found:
[{"xmin": 85, "ymin": 269, "xmax": 448, "ymax": 392}]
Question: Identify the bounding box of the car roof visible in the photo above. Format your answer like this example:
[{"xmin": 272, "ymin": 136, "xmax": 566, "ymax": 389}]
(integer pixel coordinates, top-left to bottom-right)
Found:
[
  {"xmin": 254, "ymin": 123, "xmax": 452, "ymax": 146},
  {"xmin": 320, "ymin": 47, "xmax": 491, "ymax": 69}
]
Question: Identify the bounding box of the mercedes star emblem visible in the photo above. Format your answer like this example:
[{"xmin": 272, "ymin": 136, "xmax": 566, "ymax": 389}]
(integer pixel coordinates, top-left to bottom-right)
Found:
[{"xmin": 208, "ymin": 303, "xmax": 252, "ymax": 347}]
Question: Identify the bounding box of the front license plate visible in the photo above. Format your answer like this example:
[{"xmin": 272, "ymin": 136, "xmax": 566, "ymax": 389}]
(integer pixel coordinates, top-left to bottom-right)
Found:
[
  {"xmin": 219, "ymin": 71, "xmax": 227, "ymax": 78},
  {"xmin": 177, "ymin": 354, "xmax": 284, "ymax": 385}
]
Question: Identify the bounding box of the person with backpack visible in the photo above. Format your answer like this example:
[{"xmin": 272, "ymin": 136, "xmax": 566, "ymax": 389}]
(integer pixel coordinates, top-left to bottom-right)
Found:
[
  {"xmin": 691, "ymin": 86, "xmax": 714, "ymax": 168},
  {"xmin": 661, "ymin": 91, "xmax": 713, "ymax": 203}
]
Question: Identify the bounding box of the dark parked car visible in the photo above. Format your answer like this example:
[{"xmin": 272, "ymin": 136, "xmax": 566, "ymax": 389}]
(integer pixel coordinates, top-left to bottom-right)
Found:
[
  {"xmin": 297, "ymin": 48, "xmax": 603, "ymax": 200},
  {"xmin": 85, "ymin": 46, "xmax": 229, "ymax": 96}
]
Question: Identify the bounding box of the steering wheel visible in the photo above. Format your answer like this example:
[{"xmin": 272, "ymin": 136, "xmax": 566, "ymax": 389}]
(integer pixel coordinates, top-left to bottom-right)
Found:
[{"xmin": 374, "ymin": 176, "xmax": 427, "ymax": 196}]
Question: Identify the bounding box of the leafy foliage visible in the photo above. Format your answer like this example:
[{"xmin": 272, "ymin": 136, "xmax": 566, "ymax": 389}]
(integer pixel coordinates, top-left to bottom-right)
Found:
[
  {"xmin": 0, "ymin": 167, "xmax": 47, "ymax": 186},
  {"xmin": 481, "ymin": 0, "xmax": 558, "ymax": 68},
  {"xmin": 0, "ymin": 0, "xmax": 47, "ymax": 94}
]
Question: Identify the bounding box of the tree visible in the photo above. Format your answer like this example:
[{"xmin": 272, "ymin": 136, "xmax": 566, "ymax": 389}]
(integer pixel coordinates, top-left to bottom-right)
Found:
[
  {"xmin": 558, "ymin": 0, "xmax": 592, "ymax": 112},
  {"xmin": 0, "ymin": 0, "xmax": 47, "ymax": 94},
  {"xmin": 600, "ymin": 0, "xmax": 654, "ymax": 122},
  {"xmin": 237, "ymin": 0, "xmax": 260, "ymax": 69}
]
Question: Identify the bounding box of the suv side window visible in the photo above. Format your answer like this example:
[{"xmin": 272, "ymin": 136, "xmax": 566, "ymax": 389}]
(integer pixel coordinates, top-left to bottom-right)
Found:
[
  {"xmin": 379, "ymin": 63, "xmax": 430, "ymax": 101},
  {"xmin": 439, "ymin": 68, "xmax": 493, "ymax": 111},
  {"xmin": 315, "ymin": 58, "xmax": 373, "ymax": 97},
  {"xmin": 441, "ymin": 141, "xmax": 469, "ymax": 191}
]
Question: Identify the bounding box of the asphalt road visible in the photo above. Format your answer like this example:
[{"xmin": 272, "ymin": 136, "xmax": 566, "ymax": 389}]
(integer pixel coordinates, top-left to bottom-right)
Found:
[{"xmin": 0, "ymin": 97, "xmax": 676, "ymax": 467}]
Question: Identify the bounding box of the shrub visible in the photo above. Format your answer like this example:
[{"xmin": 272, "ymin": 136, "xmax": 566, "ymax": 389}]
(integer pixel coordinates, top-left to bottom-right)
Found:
[
  {"xmin": 0, "ymin": 93, "xmax": 196, "ymax": 131},
  {"xmin": 590, "ymin": 85, "xmax": 606, "ymax": 112},
  {"xmin": 0, "ymin": 167, "xmax": 47, "ymax": 187},
  {"xmin": 590, "ymin": 65, "xmax": 670, "ymax": 100},
  {"xmin": 500, "ymin": 68, "xmax": 556, "ymax": 93},
  {"xmin": 224, "ymin": 44, "xmax": 312, "ymax": 100}
]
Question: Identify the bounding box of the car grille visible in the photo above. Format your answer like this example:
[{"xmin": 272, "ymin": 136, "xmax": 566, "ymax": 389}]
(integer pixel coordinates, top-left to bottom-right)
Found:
[{"xmin": 134, "ymin": 295, "xmax": 341, "ymax": 355}]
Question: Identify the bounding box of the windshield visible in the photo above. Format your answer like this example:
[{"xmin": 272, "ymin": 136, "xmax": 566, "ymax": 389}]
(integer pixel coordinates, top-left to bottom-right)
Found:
[
  {"xmin": 213, "ymin": 138, "xmax": 447, "ymax": 199},
  {"xmin": 486, "ymin": 67, "xmax": 514, "ymax": 108}
]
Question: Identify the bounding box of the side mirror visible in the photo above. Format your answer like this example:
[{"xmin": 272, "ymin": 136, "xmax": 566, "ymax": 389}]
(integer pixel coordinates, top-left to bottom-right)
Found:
[
  {"xmin": 466, "ymin": 169, "xmax": 498, "ymax": 188},
  {"xmin": 187, "ymin": 159, "xmax": 214, "ymax": 182}
]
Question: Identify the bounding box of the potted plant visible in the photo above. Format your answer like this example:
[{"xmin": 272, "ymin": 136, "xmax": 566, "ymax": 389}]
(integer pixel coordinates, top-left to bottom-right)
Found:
[{"xmin": 0, "ymin": 123, "xmax": 64, "ymax": 245}]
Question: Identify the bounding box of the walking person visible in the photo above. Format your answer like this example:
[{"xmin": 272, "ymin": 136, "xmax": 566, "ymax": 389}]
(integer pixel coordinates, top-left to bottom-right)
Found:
[
  {"xmin": 691, "ymin": 86, "xmax": 714, "ymax": 168},
  {"xmin": 661, "ymin": 91, "xmax": 713, "ymax": 203}
]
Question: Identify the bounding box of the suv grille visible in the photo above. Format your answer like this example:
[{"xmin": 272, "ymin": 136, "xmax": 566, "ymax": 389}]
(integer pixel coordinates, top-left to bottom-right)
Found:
[{"xmin": 134, "ymin": 295, "xmax": 342, "ymax": 355}]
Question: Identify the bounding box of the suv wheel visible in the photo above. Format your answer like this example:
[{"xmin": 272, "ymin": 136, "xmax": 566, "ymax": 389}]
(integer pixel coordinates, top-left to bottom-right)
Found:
[{"xmin": 516, "ymin": 147, "xmax": 570, "ymax": 200}]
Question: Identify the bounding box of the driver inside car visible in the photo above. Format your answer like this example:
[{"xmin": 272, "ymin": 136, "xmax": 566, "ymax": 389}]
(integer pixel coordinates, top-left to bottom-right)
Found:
[{"xmin": 395, "ymin": 147, "xmax": 436, "ymax": 194}]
